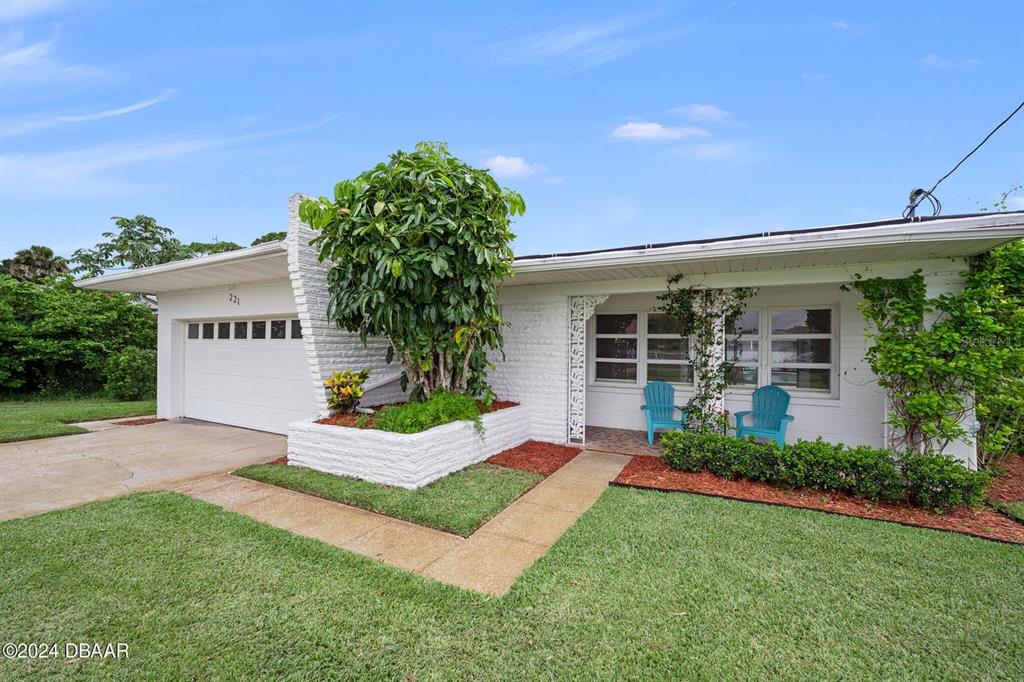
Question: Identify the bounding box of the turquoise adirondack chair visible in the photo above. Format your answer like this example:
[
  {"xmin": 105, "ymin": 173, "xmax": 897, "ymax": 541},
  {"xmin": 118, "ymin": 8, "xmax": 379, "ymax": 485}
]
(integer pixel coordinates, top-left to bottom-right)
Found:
[
  {"xmin": 640, "ymin": 380, "xmax": 688, "ymax": 446},
  {"xmin": 735, "ymin": 385, "xmax": 794, "ymax": 447}
]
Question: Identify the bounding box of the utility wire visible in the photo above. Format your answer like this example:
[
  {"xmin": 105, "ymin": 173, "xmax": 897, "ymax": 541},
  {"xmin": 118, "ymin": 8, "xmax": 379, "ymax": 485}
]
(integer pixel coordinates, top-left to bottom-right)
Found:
[{"xmin": 904, "ymin": 98, "xmax": 1024, "ymax": 219}]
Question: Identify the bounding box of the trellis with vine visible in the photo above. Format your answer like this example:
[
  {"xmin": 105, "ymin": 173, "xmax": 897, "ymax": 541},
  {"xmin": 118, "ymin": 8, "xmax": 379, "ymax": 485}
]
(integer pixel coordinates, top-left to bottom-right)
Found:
[{"xmin": 657, "ymin": 276, "xmax": 757, "ymax": 434}]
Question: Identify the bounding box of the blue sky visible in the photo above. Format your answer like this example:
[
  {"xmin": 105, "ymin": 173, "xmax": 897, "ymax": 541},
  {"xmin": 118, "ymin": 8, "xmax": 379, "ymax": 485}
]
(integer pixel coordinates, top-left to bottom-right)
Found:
[{"xmin": 1, "ymin": 0, "xmax": 1022, "ymax": 260}]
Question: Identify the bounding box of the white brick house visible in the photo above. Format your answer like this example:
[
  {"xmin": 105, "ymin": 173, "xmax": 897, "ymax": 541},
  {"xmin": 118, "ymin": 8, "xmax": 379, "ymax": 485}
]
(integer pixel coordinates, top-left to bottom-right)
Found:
[{"xmin": 78, "ymin": 200, "xmax": 1024, "ymax": 469}]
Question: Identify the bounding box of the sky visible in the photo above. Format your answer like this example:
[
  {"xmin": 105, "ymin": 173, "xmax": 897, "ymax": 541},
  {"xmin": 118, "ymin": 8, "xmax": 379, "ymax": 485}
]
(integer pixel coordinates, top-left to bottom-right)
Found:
[{"xmin": 1, "ymin": 0, "xmax": 1022, "ymax": 261}]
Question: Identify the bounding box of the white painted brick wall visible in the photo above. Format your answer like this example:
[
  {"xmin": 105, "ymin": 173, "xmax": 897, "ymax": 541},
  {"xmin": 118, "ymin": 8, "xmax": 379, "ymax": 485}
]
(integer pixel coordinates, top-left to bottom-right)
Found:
[
  {"xmin": 288, "ymin": 406, "xmax": 530, "ymax": 488},
  {"xmin": 285, "ymin": 194, "xmax": 407, "ymax": 411},
  {"xmin": 487, "ymin": 300, "xmax": 569, "ymax": 443}
]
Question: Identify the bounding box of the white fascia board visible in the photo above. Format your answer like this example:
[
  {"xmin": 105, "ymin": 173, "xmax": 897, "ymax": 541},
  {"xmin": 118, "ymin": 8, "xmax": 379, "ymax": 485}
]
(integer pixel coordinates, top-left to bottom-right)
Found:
[
  {"xmin": 75, "ymin": 241, "xmax": 287, "ymax": 290},
  {"xmin": 512, "ymin": 215, "xmax": 1024, "ymax": 274}
]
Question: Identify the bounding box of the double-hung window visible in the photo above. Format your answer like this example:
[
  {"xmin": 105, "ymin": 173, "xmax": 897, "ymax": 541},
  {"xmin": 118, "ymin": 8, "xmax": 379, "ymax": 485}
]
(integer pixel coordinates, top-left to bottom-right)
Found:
[
  {"xmin": 592, "ymin": 311, "xmax": 694, "ymax": 385},
  {"xmin": 727, "ymin": 307, "xmax": 836, "ymax": 395},
  {"xmin": 646, "ymin": 313, "xmax": 693, "ymax": 384},
  {"xmin": 593, "ymin": 314, "xmax": 638, "ymax": 382}
]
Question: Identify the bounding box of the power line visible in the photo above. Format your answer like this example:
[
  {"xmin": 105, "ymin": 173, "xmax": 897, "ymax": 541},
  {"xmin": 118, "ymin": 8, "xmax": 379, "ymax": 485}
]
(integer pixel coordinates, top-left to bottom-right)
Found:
[{"xmin": 904, "ymin": 98, "xmax": 1024, "ymax": 219}]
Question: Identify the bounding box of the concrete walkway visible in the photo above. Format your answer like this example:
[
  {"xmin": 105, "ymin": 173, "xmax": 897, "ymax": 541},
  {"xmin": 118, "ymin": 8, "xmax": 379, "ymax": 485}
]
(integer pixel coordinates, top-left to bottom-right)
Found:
[
  {"xmin": 0, "ymin": 420, "xmax": 285, "ymax": 521},
  {"xmin": 177, "ymin": 450, "xmax": 630, "ymax": 595}
]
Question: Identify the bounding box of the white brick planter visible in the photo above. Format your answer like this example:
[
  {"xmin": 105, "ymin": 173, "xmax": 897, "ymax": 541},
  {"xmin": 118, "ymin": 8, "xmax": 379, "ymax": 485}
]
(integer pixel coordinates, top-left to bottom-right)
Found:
[{"xmin": 287, "ymin": 405, "xmax": 530, "ymax": 489}]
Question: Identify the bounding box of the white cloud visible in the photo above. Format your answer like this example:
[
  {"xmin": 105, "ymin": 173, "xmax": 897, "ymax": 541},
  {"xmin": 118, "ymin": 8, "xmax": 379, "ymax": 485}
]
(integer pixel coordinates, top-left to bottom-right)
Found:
[
  {"xmin": 670, "ymin": 103, "xmax": 730, "ymax": 122},
  {"xmin": 0, "ymin": 114, "xmax": 341, "ymax": 198},
  {"xmin": 0, "ymin": 29, "xmax": 102, "ymax": 84},
  {"xmin": 830, "ymin": 19, "xmax": 864, "ymax": 35},
  {"xmin": 2, "ymin": 89, "xmax": 177, "ymax": 137},
  {"xmin": 485, "ymin": 15, "xmax": 675, "ymax": 75},
  {"xmin": 802, "ymin": 72, "xmax": 829, "ymax": 81},
  {"xmin": 917, "ymin": 53, "xmax": 981, "ymax": 68},
  {"xmin": 611, "ymin": 121, "xmax": 711, "ymax": 141},
  {"xmin": 0, "ymin": 0, "xmax": 64, "ymax": 23},
  {"xmin": 481, "ymin": 155, "xmax": 546, "ymax": 179}
]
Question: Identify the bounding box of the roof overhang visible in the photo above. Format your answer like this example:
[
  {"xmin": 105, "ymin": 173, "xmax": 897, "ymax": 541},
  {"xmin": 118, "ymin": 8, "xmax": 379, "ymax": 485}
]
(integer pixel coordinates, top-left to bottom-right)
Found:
[
  {"xmin": 508, "ymin": 212, "xmax": 1024, "ymax": 286},
  {"xmin": 75, "ymin": 241, "xmax": 289, "ymax": 294}
]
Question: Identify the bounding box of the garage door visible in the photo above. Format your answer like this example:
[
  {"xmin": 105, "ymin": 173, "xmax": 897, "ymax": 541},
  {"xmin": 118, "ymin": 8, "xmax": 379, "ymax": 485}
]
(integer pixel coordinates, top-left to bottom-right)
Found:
[{"xmin": 183, "ymin": 318, "xmax": 316, "ymax": 434}]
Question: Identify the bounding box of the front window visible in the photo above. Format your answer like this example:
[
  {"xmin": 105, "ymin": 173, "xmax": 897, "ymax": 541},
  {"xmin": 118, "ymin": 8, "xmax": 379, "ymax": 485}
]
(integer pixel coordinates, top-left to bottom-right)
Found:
[
  {"xmin": 646, "ymin": 313, "xmax": 693, "ymax": 384},
  {"xmin": 594, "ymin": 313, "xmax": 638, "ymax": 382},
  {"xmin": 728, "ymin": 307, "xmax": 836, "ymax": 394}
]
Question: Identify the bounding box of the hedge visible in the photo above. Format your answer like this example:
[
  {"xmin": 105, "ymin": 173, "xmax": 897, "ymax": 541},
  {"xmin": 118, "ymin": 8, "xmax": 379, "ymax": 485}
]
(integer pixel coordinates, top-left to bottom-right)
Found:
[{"xmin": 660, "ymin": 430, "xmax": 991, "ymax": 510}]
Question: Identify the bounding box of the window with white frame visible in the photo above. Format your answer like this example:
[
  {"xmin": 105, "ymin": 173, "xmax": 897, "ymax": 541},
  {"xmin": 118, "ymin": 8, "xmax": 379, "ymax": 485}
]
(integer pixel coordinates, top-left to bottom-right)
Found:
[
  {"xmin": 727, "ymin": 307, "xmax": 837, "ymax": 394},
  {"xmin": 592, "ymin": 311, "xmax": 694, "ymax": 385},
  {"xmin": 594, "ymin": 313, "xmax": 638, "ymax": 382}
]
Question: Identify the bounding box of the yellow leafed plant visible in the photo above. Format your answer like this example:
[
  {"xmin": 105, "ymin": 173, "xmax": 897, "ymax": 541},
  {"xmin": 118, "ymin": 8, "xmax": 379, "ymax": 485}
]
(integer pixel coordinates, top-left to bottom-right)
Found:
[{"xmin": 324, "ymin": 369, "xmax": 370, "ymax": 413}]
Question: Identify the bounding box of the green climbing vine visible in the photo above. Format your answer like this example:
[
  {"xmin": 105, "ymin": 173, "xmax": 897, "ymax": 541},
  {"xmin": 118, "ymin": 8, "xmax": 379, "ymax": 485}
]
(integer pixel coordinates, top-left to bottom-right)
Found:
[
  {"xmin": 658, "ymin": 276, "xmax": 757, "ymax": 434},
  {"xmin": 846, "ymin": 258, "xmax": 1024, "ymax": 463}
]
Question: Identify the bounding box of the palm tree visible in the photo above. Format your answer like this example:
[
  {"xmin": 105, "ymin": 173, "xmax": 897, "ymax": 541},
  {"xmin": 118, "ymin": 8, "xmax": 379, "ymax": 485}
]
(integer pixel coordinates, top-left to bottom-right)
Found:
[{"xmin": 7, "ymin": 245, "xmax": 69, "ymax": 280}]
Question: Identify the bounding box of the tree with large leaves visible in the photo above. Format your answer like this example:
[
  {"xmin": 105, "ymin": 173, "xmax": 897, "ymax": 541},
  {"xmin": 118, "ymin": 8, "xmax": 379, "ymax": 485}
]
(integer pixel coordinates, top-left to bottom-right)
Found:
[
  {"xmin": 300, "ymin": 141, "xmax": 524, "ymax": 400},
  {"xmin": 7, "ymin": 245, "xmax": 68, "ymax": 280}
]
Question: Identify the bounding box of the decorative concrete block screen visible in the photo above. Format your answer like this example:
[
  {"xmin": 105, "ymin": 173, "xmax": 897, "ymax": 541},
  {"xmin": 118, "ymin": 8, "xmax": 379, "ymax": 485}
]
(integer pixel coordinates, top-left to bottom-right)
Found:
[{"xmin": 287, "ymin": 406, "xmax": 530, "ymax": 489}]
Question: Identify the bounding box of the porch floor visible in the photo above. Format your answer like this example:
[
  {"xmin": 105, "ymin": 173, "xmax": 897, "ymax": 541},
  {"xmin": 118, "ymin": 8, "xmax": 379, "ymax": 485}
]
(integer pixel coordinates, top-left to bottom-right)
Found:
[{"xmin": 585, "ymin": 426, "xmax": 666, "ymax": 457}]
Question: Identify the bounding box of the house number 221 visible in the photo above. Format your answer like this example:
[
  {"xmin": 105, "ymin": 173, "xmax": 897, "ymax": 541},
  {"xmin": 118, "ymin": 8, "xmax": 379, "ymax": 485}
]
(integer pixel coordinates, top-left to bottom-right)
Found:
[{"xmin": 228, "ymin": 294, "xmax": 240, "ymax": 305}]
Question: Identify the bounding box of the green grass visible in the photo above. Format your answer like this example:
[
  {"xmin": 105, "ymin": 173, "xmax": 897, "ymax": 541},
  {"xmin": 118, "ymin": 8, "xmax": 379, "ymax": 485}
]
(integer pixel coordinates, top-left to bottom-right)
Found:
[
  {"xmin": 1, "ymin": 489, "xmax": 1021, "ymax": 680},
  {"xmin": 234, "ymin": 462, "xmax": 541, "ymax": 536},
  {"xmin": 992, "ymin": 500, "xmax": 1024, "ymax": 524},
  {"xmin": 0, "ymin": 398, "xmax": 157, "ymax": 443}
]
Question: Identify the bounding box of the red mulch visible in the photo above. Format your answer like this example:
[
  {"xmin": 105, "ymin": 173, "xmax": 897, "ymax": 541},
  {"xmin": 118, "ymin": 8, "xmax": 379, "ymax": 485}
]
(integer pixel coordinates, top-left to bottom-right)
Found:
[
  {"xmin": 486, "ymin": 441, "xmax": 582, "ymax": 476},
  {"xmin": 316, "ymin": 412, "xmax": 375, "ymax": 428},
  {"xmin": 315, "ymin": 399, "xmax": 520, "ymax": 428},
  {"xmin": 614, "ymin": 455, "xmax": 1024, "ymax": 545},
  {"xmin": 112, "ymin": 417, "xmax": 167, "ymax": 426},
  {"xmin": 988, "ymin": 455, "xmax": 1024, "ymax": 503},
  {"xmin": 267, "ymin": 455, "xmax": 288, "ymax": 466}
]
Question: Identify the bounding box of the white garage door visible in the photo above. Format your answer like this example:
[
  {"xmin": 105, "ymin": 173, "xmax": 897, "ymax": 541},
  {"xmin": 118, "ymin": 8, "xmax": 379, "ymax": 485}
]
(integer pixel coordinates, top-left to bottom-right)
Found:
[{"xmin": 183, "ymin": 318, "xmax": 316, "ymax": 434}]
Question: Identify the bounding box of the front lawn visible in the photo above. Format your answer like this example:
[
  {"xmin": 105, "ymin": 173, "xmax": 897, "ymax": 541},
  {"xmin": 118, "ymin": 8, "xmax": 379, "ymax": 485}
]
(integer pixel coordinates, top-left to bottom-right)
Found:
[
  {"xmin": 235, "ymin": 462, "xmax": 541, "ymax": 536},
  {"xmin": 1, "ymin": 489, "xmax": 1021, "ymax": 679},
  {"xmin": 0, "ymin": 398, "xmax": 157, "ymax": 443}
]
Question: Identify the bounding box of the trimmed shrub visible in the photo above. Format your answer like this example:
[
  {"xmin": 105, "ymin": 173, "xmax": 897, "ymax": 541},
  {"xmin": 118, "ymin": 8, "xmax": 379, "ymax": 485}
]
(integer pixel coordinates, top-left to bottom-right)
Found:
[
  {"xmin": 103, "ymin": 347, "xmax": 157, "ymax": 401},
  {"xmin": 375, "ymin": 391, "xmax": 481, "ymax": 434},
  {"xmin": 660, "ymin": 430, "xmax": 988, "ymax": 510},
  {"xmin": 900, "ymin": 452, "xmax": 992, "ymax": 510}
]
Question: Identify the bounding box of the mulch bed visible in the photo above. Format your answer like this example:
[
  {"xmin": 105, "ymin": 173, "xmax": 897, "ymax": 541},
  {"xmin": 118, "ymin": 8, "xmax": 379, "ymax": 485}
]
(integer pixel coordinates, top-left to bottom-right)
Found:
[
  {"xmin": 112, "ymin": 417, "xmax": 167, "ymax": 426},
  {"xmin": 486, "ymin": 441, "xmax": 582, "ymax": 476},
  {"xmin": 315, "ymin": 400, "xmax": 520, "ymax": 429},
  {"xmin": 988, "ymin": 455, "xmax": 1024, "ymax": 503},
  {"xmin": 613, "ymin": 455, "xmax": 1024, "ymax": 545}
]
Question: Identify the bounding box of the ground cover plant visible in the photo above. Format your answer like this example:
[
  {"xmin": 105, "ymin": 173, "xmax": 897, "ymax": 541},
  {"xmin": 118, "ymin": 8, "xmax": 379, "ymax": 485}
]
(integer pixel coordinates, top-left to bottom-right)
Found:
[
  {"xmin": 234, "ymin": 461, "xmax": 540, "ymax": 536},
  {"xmin": 0, "ymin": 398, "xmax": 157, "ymax": 443},
  {"xmin": 0, "ymin": 489, "xmax": 1021, "ymax": 680},
  {"xmin": 660, "ymin": 430, "xmax": 991, "ymax": 510}
]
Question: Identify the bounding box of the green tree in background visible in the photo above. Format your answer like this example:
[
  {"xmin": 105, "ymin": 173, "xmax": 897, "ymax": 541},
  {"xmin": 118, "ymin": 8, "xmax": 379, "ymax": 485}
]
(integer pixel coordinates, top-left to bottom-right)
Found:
[
  {"xmin": 251, "ymin": 231, "xmax": 287, "ymax": 245},
  {"xmin": 0, "ymin": 274, "xmax": 156, "ymax": 395},
  {"xmin": 71, "ymin": 215, "xmax": 193, "ymax": 277},
  {"xmin": 7, "ymin": 245, "xmax": 68, "ymax": 281}
]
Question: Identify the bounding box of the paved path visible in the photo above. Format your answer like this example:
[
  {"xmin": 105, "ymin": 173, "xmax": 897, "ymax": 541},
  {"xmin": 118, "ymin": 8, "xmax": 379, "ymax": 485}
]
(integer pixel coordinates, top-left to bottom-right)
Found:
[
  {"xmin": 0, "ymin": 420, "xmax": 284, "ymax": 521},
  {"xmin": 177, "ymin": 450, "xmax": 630, "ymax": 595}
]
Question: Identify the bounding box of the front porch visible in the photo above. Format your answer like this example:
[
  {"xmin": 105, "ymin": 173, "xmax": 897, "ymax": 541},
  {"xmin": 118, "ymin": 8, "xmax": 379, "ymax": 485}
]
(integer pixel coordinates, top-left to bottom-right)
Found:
[{"xmin": 585, "ymin": 426, "xmax": 663, "ymax": 456}]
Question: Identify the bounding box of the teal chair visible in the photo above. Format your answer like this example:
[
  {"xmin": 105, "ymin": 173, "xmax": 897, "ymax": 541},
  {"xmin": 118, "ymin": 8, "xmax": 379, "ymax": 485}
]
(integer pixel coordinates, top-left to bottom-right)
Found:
[
  {"xmin": 735, "ymin": 385, "xmax": 794, "ymax": 447},
  {"xmin": 640, "ymin": 380, "xmax": 688, "ymax": 446}
]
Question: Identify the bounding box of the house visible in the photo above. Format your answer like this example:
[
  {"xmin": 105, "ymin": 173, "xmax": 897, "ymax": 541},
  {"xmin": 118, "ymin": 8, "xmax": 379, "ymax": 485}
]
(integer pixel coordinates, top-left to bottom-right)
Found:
[{"xmin": 77, "ymin": 196, "xmax": 1024, "ymax": 469}]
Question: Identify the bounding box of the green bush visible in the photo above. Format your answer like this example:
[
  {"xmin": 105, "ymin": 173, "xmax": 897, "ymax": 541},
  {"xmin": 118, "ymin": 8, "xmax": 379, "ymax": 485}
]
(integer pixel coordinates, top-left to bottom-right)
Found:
[
  {"xmin": 104, "ymin": 347, "xmax": 157, "ymax": 401},
  {"xmin": 900, "ymin": 452, "xmax": 992, "ymax": 510},
  {"xmin": 0, "ymin": 274, "xmax": 156, "ymax": 395},
  {"xmin": 374, "ymin": 391, "xmax": 481, "ymax": 434},
  {"xmin": 660, "ymin": 430, "xmax": 985, "ymax": 510}
]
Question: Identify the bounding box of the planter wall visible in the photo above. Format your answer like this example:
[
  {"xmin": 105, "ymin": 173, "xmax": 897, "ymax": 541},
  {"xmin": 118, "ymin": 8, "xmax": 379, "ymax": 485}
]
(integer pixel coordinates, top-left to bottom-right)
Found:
[{"xmin": 287, "ymin": 405, "xmax": 530, "ymax": 489}]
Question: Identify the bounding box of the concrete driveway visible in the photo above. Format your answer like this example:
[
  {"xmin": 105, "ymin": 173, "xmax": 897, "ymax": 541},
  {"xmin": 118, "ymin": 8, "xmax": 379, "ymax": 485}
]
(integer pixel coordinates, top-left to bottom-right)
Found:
[{"xmin": 0, "ymin": 420, "xmax": 284, "ymax": 521}]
